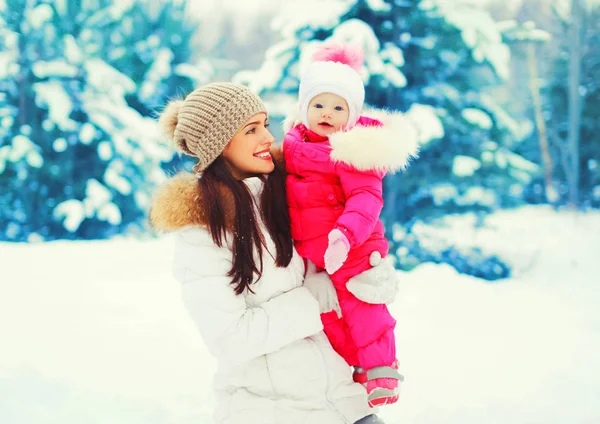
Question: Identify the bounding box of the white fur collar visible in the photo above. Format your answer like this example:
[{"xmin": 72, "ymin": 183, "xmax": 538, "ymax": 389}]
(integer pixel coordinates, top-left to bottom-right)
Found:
[{"xmin": 283, "ymin": 108, "xmax": 420, "ymax": 173}]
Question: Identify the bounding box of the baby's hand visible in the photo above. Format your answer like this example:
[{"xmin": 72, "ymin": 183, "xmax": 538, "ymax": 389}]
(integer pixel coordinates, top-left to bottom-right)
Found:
[{"xmin": 324, "ymin": 229, "xmax": 350, "ymax": 274}]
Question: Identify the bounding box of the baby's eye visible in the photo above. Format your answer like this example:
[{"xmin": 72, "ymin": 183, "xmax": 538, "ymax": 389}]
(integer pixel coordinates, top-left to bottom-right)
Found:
[
  {"xmin": 314, "ymin": 103, "xmax": 323, "ymax": 109},
  {"xmin": 335, "ymin": 106, "xmax": 344, "ymax": 111}
]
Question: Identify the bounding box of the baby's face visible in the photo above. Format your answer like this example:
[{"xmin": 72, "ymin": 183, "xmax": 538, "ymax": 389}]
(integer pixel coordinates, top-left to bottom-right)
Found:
[{"xmin": 306, "ymin": 93, "xmax": 349, "ymax": 136}]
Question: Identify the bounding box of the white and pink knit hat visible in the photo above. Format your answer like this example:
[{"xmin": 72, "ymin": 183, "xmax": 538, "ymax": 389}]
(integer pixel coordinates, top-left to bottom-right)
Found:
[{"xmin": 298, "ymin": 43, "xmax": 365, "ymax": 129}]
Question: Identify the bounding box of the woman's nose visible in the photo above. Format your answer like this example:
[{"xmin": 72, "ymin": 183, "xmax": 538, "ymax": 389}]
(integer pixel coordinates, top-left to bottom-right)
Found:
[{"xmin": 263, "ymin": 130, "xmax": 275, "ymax": 145}]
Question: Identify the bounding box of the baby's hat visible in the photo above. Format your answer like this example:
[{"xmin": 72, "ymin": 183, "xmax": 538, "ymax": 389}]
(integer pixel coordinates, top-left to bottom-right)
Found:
[{"xmin": 298, "ymin": 43, "xmax": 365, "ymax": 128}]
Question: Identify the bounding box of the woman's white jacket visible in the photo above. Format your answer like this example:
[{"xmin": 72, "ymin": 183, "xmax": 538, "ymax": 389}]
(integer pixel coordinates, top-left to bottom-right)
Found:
[{"xmin": 151, "ymin": 174, "xmax": 372, "ymax": 424}]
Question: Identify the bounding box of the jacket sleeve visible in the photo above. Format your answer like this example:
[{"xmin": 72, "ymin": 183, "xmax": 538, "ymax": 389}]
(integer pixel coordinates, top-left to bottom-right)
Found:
[
  {"xmin": 173, "ymin": 229, "xmax": 323, "ymax": 367},
  {"xmin": 334, "ymin": 167, "xmax": 384, "ymax": 249},
  {"xmin": 283, "ymin": 125, "xmax": 304, "ymax": 145}
]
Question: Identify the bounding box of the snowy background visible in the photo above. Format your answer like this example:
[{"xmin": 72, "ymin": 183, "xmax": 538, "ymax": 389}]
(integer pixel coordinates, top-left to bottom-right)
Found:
[
  {"xmin": 2, "ymin": 0, "xmax": 600, "ymax": 423},
  {"xmin": 2, "ymin": 207, "xmax": 600, "ymax": 423}
]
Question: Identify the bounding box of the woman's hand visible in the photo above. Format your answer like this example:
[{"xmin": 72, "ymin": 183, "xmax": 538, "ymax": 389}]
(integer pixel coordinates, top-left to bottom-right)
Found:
[
  {"xmin": 346, "ymin": 252, "xmax": 399, "ymax": 305},
  {"xmin": 303, "ymin": 260, "xmax": 342, "ymax": 317}
]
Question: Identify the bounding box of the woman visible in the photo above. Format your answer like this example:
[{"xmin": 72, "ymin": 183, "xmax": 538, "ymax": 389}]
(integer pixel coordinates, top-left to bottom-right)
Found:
[{"xmin": 150, "ymin": 82, "xmax": 394, "ymax": 424}]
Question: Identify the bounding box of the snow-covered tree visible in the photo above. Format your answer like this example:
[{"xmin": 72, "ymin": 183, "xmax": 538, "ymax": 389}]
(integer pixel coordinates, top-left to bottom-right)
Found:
[
  {"xmin": 543, "ymin": 3, "xmax": 600, "ymax": 207},
  {"xmin": 99, "ymin": 0, "xmax": 210, "ymax": 113},
  {"xmin": 499, "ymin": 20, "xmax": 555, "ymax": 203},
  {"xmin": 0, "ymin": 0, "xmax": 205, "ymax": 241},
  {"xmin": 500, "ymin": 1, "xmax": 600, "ymax": 207},
  {"xmin": 235, "ymin": 0, "xmax": 538, "ymax": 275}
]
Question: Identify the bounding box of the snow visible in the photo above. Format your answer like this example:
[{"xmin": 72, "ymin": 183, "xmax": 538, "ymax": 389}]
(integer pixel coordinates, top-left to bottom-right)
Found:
[
  {"xmin": 1, "ymin": 116, "xmax": 14, "ymax": 129},
  {"xmin": 1, "ymin": 207, "xmax": 599, "ymax": 423},
  {"xmin": 84, "ymin": 59, "xmax": 136, "ymax": 98},
  {"xmin": 174, "ymin": 61, "xmax": 214, "ymax": 86},
  {"xmin": 504, "ymin": 150, "xmax": 540, "ymax": 173},
  {"xmin": 430, "ymin": 1, "xmax": 511, "ymax": 81},
  {"xmin": 480, "ymin": 94, "xmax": 531, "ymax": 142},
  {"xmin": 63, "ymin": 35, "xmax": 83, "ymax": 64},
  {"xmin": 0, "ymin": 52, "xmax": 15, "ymax": 79},
  {"xmin": 139, "ymin": 48, "xmax": 174, "ymax": 102},
  {"xmin": 330, "ymin": 19, "xmax": 380, "ymax": 57},
  {"xmin": 32, "ymin": 82, "xmax": 77, "ymax": 131},
  {"xmin": 86, "ymin": 3, "xmax": 134, "ymax": 27},
  {"xmin": 365, "ymin": 0, "xmax": 391, "ymax": 12},
  {"xmin": 97, "ymin": 141, "xmax": 113, "ymax": 161},
  {"xmin": 3, "ymin": 134, "xmax": 43, "ymax": 169},
  {"xmin": 380, "ymin": 43, "xmax": 405, "ymax": 68},
  {"xmin": 53, "ymin": 0, "xmax": 67, "ymax": 17},
  {"xmin": 383, "ymin": 64, "xmax": 407, "ymax": 88},
  {"xmin": 455, "ymin": 186, "xmax": 497, "ymax": 207},
  {"xmin": 27, "ymin": 4, "xmax": 53, "ymax": 29},
  {"xmin": 52, "ymin": 200, "xmax": 85, "ymax": 232},
  {"xmin": 97, "ymin": 203, "xmax": 122, "ymax": 226},
  {"xmin": 430, "ymin": 183, "xmax": 459, "ymax": 206},
  {"xmin": 452, "ymin": 155, "xmax": 481, "ymax": 177},
  {"xmin": 85, "ymin": 179, "xmax": 111, "ymax": 208},
  {"xmin": 462, "ymin": 107, "xmax": 493, "ymax": 130},
  {"xmin": 234, "ymin": 42, "xmax": 292, "ymax": 94},
  {"xmin": 25, "ymin": 150, "xmax": 43, "ymax": 168},
  {"xmin": 32, "ymin": 60, "xmax": 78, "ymax": 78},
  {"xmin": 271, "ymin": 0, "xmax": 356, "ymax": 37},
  {"xmin": 79, "ymin": 123, "xmax": 96, "ymax": 145},
  {"xmin": 53, "ymin": 138, "xmax": 68, "ymax": 153},
  {"xmin": 498, "ymin": 20, "xmax": 552, "ymax": 42},
  {"xmin": 104, "ymin": 163, "xmax": 132, "ymax": 196},
  {"xmin": 405, "ymin": 104, "xmax": 445, "ymax": 144}
]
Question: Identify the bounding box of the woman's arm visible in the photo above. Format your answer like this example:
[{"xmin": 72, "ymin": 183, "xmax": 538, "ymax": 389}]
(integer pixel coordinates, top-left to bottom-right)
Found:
[{"xmin": 173, "ymin": 229, "xmax": 323, "ymax": 367}]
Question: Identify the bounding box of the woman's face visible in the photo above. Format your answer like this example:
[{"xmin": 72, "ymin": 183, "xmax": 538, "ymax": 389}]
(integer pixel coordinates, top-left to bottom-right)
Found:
[{"xmin": 222, "ymin": 112, "xmax": 275, "ymax": 179}]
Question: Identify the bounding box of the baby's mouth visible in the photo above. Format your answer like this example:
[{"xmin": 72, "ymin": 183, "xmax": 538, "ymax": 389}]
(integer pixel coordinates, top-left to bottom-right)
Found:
[{"xmin": 318, "ymin": 122, "xmax": 333, "ymax": 127}]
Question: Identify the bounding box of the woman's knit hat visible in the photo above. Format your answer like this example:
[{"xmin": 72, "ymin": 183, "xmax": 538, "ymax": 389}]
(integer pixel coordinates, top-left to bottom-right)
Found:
[
  {"xmin": 298, "ymin": 43, "xmax": 365, "ymax": 129},
  {"xmin": 158, "ymin": 82, "xmax": 266, "ymax": 172}
]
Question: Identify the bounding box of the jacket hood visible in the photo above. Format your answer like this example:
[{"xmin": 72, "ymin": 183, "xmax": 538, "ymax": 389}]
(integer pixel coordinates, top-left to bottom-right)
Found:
[
  {"xmin": 329, "ymin": 108, "xmax": 420, "ymax": 173},
  {"xmin": 149, "ymin": 172, "xmax": 236, "ymax": 232}
]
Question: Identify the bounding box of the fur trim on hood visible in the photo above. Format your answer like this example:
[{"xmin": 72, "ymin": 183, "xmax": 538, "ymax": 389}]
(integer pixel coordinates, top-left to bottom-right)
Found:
[
  {"xmin": 282, "ymin": 108, "xmax": 420, "ymax": 173},
  {"xmin": 149, "ymin": 172, "xmax": 235, "ymax": 232},
  {"xmin": 282, "ymin": 112, "xmax": 303, "ymax": 134},
  {"xmin": 329, "ymin": 108, "xmax": 419, "ymax": 173}
]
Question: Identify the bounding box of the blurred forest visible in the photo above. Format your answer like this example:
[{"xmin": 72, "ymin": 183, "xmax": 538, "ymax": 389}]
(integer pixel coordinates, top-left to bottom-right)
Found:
[{"xmin": 1, "ymin": 0, "xmax": 598, "ymax": 278}]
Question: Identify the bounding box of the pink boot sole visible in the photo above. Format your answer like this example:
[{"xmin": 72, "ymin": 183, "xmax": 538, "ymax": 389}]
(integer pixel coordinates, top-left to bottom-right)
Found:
[
  {"xmin": 354, "ymin": 361, "xmax": 403, "ymax": 408},
  {"xmin": 368, "ymin": 388, "xmax": 399, "ymax": 407}
]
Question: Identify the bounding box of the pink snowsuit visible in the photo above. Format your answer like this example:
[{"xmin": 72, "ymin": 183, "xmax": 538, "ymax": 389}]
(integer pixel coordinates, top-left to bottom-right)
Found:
[{"xmin": 283, "ymin": 116, "xmax": 396, "ymax": 372}]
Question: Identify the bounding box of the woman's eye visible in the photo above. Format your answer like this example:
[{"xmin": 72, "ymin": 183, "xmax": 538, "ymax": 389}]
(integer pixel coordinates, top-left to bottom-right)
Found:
[
  {"xmin": 265, "ymin": 123, "xmax": 270, "ymax": 128},
  {"xmin": 246, "ymin": 128, "xmax": 256, "ymax": 135}
]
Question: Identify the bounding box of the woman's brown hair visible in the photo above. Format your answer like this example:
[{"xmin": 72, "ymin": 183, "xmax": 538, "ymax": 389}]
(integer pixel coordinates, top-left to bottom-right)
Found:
[{"xmin": 199, "ymin": 156, "xmax": 293, "ymax": 295}]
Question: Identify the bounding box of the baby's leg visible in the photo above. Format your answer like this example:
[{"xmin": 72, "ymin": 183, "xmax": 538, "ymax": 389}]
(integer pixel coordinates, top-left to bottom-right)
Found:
[
  {"xmin": 331, "ymin": 253, "xmax": 399, "ymax": 406},
  {"xmin": 331, "ymin": 260, "xmax": 396, "ymax": 370},
  {"xmin": 320, "ymin": 310, "xmax": 359, "ymax": 366}
]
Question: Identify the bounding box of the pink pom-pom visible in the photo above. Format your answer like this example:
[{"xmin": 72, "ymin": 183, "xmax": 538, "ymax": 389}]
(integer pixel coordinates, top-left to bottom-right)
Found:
[{"xmin": 312, "ymin": 42, "xmax": 364, "ymax": 71}]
